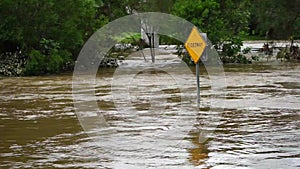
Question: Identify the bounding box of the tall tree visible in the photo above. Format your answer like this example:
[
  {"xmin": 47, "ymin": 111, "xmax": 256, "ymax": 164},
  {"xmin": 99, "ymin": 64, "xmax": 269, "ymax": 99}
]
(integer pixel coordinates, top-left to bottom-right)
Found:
[
  {"xmin": 250, "ymin": 0, "xmax": 300, "ymax": 39},
  {"xmin": 0, "ymin": 0, "xmax": 108, "ymax": 55},
  {"xmin": 0, "ymin": 0, "xmax": 109, "ymax": 75},
  {"xmin": 171, "ymin": 0, "xmax": 250, "ymax": 44}
]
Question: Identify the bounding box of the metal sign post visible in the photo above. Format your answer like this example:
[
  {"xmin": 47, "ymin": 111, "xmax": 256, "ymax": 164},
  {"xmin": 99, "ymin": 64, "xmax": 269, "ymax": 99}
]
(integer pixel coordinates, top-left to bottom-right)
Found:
[
  {"xmin": 198, "ymin": 33, "xmax": 207, "ymax": 108},
  {"xmin": 184, "ymin": 27, "xmax": 207, "ymax": 109},
  {"xmin": 196, "ymin": 61, "xmax": 200, "ymax": 108}
]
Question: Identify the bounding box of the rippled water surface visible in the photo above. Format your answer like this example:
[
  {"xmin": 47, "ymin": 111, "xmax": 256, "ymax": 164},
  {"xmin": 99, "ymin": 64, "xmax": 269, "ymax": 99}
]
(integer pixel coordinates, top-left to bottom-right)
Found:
[{"xmin": 1, "ymin": 61, "xmax": 299, "ymax": 168}]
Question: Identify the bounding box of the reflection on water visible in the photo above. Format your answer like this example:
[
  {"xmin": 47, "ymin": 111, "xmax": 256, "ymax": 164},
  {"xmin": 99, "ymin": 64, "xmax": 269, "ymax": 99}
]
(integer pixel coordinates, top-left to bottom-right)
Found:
[
  {"xmin": 187, "ymin": 133, "xmax": 209, "ymax": 166},
  {"xmin": 1, "ymin": 63, "xmax": 300, "ymax": 168}
]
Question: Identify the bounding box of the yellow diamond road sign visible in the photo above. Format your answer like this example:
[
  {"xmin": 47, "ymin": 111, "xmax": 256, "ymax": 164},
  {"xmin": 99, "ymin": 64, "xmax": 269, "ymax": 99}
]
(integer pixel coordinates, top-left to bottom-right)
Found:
[{"xmin": 184, "ymin": 27, "xmax": 207, "ymax": 64}]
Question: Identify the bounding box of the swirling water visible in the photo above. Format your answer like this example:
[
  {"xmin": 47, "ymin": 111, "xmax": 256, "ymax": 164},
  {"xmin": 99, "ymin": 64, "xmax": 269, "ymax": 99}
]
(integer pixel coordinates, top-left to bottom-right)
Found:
[{"xmin": 0, "ymin": 62, "xmax": 299, "ymax": 168}]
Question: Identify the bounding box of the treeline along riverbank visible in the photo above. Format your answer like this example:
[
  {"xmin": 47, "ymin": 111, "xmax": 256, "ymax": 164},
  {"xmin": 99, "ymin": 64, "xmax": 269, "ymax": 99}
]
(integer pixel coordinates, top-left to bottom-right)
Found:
[{"xmin": 0, "ymin": 0, "xmax": 299, "ymax": 76}]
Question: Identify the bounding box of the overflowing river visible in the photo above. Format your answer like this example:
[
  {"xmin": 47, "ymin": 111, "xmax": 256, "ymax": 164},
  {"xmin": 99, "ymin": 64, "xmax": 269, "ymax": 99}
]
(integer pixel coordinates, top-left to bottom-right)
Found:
[{"xmin": 1, "ymin": 58, "xmax": 299, "ymax": 168}]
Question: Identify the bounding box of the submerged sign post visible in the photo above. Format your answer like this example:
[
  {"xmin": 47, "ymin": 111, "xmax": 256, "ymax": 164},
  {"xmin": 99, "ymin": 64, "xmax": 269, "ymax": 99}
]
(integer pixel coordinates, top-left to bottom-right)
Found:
[{"xmin": 184, "ymin": 27, "xmax": 207, "ymax": 108}]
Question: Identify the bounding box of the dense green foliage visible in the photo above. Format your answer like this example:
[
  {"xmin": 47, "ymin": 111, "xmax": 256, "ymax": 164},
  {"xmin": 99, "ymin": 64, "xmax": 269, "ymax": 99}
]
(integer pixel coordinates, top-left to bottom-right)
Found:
[
  {"xmin": 172, "ymin": 0, "xmax": 250, "ymax": 43},
  {"xmin": 249, "ymin": 0, "xmax": 300, "ymax": 39},
  {"xmin": 0, "ymin": 0, "xmax": 298, "ymax": 75},
  {"xmin": 0, "ymin": 0, "xmax": 107, "ymax": 75}
]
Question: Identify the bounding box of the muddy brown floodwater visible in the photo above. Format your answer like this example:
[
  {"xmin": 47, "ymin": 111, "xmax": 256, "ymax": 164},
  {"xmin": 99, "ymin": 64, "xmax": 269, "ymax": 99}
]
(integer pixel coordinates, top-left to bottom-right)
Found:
[{"xmin": 0, "ymin": 62, "xmax": 299, "ymax": 168}]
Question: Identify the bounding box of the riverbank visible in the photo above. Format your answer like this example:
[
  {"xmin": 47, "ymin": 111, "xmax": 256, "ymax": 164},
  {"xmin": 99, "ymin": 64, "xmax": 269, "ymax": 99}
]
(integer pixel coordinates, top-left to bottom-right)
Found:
[{"xmin": 0, "ymin": 40, "xmax": 299, "ymax": 77}]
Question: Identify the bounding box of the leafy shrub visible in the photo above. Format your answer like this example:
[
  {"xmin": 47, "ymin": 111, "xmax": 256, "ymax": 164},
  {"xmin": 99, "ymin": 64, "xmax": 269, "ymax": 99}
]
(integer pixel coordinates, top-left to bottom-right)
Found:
[
  {"xmin": 218, "ymin": 37, "xmax": 243, "ymax": 57},
  {"xmin": 23, "ymin": 50, "xmax": 46, "ymax": 75},
  {"xmin": 24, "ymin": 49, "xmax": 73, "ymax": 75},
  {"xmin": 40, "ymin": 38, "xmax": 60, "ymax": 55},
  {"xmin": 47, "ymin": 53, "xmax": 64, "ymax": 73},
  {"xmin": 218, "ymin": 37, "xmax": 253, "ymax": 64}
]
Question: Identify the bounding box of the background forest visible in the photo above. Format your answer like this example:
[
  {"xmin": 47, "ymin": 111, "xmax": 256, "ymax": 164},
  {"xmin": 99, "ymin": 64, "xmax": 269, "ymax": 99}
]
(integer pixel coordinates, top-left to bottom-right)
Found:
[{"xmin": 0, "ymin": 0, "xmax": 299, "ymax": 76}]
